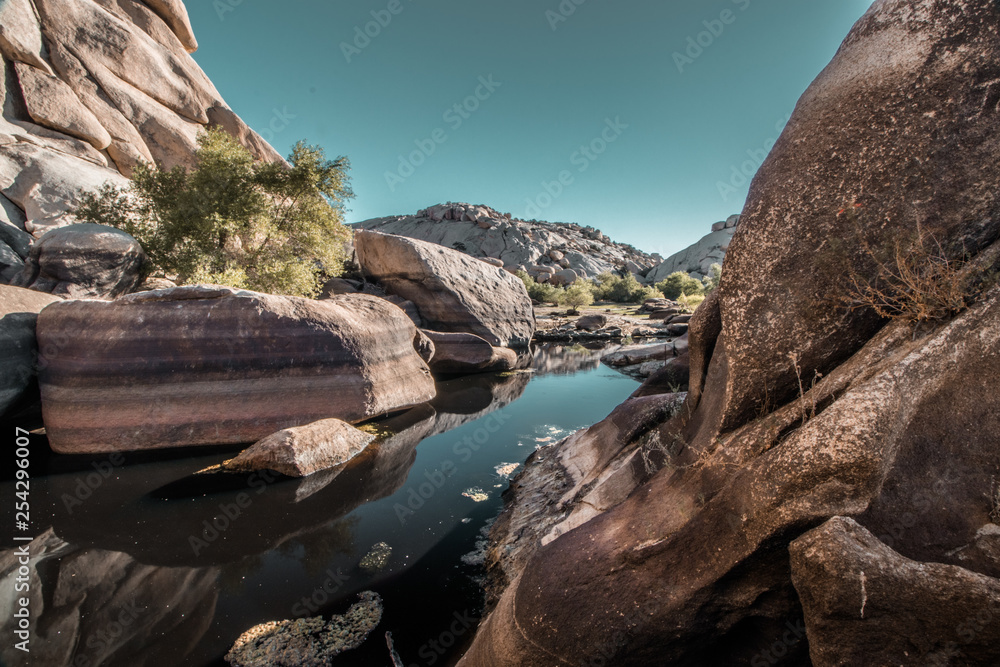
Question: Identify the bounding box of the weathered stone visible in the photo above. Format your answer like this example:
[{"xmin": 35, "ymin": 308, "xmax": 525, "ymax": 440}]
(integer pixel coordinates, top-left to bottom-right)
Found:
[
  {"xmin": 631, "ymin": 352, "xmax": 690, "ymax": 397},
  {"xmin": 226, "ymin": 592, "xmax": 383, "ymax": 667},
  {"xmin": 355, "ymin": 230, "xmax": 535, "ymax": 348},
  {"xmin": 422, "ymin": 330, "xmax": 518, "ymax": 375},
  {"xmin": 0, "ymin": 284, "xmax": 60, "ymax": 416},
  {"xmin": 12, "ymin": 223, "xmax": 147, "ymax": 298},
  {"xmin": 549, "ymin": 269, "xmax": 578, "ymax": 287},
  {"xmin": 461, "ymin": 4, "xmax": 1000, "ymax": 664},
  {"xmin": 14, "ymin": 62, "xmax": 112, "ymax": 150},
  {"xmin": 224, "ymin": 418, "xmax": 375, "ymax": 478},
  {"xmin": 790, "ymin": 517, "xmax": 1000, "ymax": 667},
  {"xmin": 575, "ymin": 314, "xmax": 608, "ymax": 331},
  {"xmin": 36, "ymin": 287, "xmax": 436, "ymax": 453},
  {"xmin": 0, "ymin": 0, "xmax": 53, "ymax": 73}
]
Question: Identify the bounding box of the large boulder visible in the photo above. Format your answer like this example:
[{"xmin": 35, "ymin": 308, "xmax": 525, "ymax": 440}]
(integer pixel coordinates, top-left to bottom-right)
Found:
[
  {"xmin": 790, "ymin": 517, "xmax": 1000, "ymax": 667},
  {"xmin": 0, "ymin": 284, "xmax": 60, "ymax": 416},
  {"xmin": 36, "ymin": 286, "xmax": 436, "ymax": 453},
  {"xmin": 422, "ymin": 330, "xmax": 518, "ymax": 375},
  {"xmin": 355, "ymin": 230, "xmax": 535, "ymax": 347},
  {"xmin": 12, "ymin": 223, "xmax": 147, "ymax": 298},
  {"xmin": 460, "ymin": 2, "xmax": 1000, "ymax": 665},
  {"xmin": 0, "ymin": 0, "xmax": 281, "ymax": 238}
]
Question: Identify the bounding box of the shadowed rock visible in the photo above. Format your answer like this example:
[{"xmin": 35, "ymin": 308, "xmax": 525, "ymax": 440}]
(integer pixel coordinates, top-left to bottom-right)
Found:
[
  {"xmin": 422, "ymin": 330, "xmax": 517, "ymax": 375},
  {"xmin": 790, "ymin": 517, "xmax": 1000, "ymax": 667},
  {"xmin": 0, "ymin": 284, "xmax": 60, "ymax": 416},
  {"xmin": 12, "ymin": 223, "xmax": 147, "ymax": 298},
  {"xmin": 36, "ymin": 287, "xmax": 436, "ymax": 453},
  {"xmin": 460, "ymin": 2, "xmax": 1000, "ymax": 664}
]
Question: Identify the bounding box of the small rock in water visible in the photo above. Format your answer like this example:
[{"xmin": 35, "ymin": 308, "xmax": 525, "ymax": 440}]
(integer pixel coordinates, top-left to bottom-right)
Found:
[
  {"xmin": 494, "ymin": 462, "xmax": 520, "ymax": 478},
  {"xmin": 225, "ymin": 591, "xmax": 383, "ymax": 667},
  {"xmin": 359, "ymin": 542, "xmax": 393, "ymax": 573},
  {"xmin": 462, "ymin": 487, "xmax": 489, "ymax": 503}
]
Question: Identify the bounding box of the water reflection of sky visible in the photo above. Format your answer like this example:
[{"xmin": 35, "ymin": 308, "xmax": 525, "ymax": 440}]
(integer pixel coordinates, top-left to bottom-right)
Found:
[{"xmin": 0, "ymin": 345, "xmax": 638, "ymax": 667}]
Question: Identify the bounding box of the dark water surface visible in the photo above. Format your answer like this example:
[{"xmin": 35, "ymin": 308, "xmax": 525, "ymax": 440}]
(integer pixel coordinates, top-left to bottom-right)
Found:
[{"xmin": 1, "ymin": 344, "xmax": 638, "ymax": 667}]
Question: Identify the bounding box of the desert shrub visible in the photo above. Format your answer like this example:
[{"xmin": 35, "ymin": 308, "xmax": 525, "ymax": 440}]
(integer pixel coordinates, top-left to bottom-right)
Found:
[
  {"xmin": 591, "ymin": 272, "xmax": 659, "ymax": 303},
  {"xmin": 516, "ymin": 270, "xmax": 565, "ymax": 304},
  {"xmin": 656, "ymin": 271, "xmax": 706, "ymax": 300},
  {"xmin": 560, "ymin": 280, "xmax": 595, "ymax": 313},
  {"xmin": 834, "ymin": 209, "xmax": 978, "ymax": 323},
  {"xmin": 74, "ymin": 128, "xmax": 353, "ymax": 297},
  {"xmin": 678, "ymin": 293, "xmax": 706, "ymax": 311}
]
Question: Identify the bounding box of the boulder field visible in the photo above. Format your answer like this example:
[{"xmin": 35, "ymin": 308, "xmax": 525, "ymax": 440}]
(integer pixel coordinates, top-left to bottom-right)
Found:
[
  {"xmin": 35, "ymin": 286, "xmax": 436, "ymax": 453},
  {"xmin": 460, "ymin": 1, "xmax": 1000, "ymax": 665}
]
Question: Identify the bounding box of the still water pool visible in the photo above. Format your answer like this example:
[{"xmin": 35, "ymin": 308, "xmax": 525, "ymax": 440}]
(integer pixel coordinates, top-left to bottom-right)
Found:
[{"xmin": 1, "ymin": 344, "xmax": 638, "ymax": 667}]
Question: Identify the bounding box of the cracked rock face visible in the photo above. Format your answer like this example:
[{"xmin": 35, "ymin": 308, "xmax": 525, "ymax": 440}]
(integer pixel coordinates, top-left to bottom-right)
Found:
[{"xmin": 0, "ymin": 0, "xmax": 282, "ymax": 250}]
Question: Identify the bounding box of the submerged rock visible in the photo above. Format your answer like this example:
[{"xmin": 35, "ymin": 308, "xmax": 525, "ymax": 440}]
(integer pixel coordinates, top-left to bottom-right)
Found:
[
  {"xmin": 223, "ymin": 419, "xmax": 376, "ymax": 478},
  {"xmin": 359, "ymin": 542, "xmax": 393, "ymax": 574},
  {"xmin": 355, "ymin": 230, "xmax": 535, "ymax": 348},
  {"xmin": 226, "ymin": 591, "xmax": 383, "ymax": 667},
  {"xmin": 36, "ymin": 287, "xmax": 435, "ymax": 453}
]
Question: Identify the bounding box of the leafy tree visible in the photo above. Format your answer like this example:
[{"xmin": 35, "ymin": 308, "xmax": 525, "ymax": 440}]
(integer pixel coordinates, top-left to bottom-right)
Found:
[
  {"xmin": 560, "ymin": 280, "xmax": 595, "ymax": 313},
  {"xmin": 74, "ymin": 128, "xmax": 353, "ymax": 297},
  {"xmin": 655, "ymin": 271, "xmax": 706, "ymax": 300}
]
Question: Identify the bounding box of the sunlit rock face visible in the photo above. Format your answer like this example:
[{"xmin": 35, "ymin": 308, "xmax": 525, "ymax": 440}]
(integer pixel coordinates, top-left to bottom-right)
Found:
[{"xmin": 0, "ymin": 0, "xmax": 282, "ymax": 243}]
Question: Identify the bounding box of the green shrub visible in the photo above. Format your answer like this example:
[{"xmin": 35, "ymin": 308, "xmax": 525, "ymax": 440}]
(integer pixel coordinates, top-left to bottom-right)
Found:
[
  {"xmin": 560, "ymin": 280, "xmax": 595, "ymax": 313},
  {"xmin": 591, "ymin": 272, "xmax": 660, "ymax": 303},
  {"xmin": 74, "ymin": 128, "xmax": 353, "ymax": 297},
  {"xmin": 516, "ymin": 270, "xmax": 564, "ymax": 304},
  {"xmin": 655, "ymin": 271, "xmax": 706, "ymax": 300}
]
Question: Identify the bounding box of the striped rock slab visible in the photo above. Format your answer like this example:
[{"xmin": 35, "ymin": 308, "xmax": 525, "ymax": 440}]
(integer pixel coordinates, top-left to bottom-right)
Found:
[{"xmin": 36, "ymin": 286, "xmax": 436, "ymax": 454}]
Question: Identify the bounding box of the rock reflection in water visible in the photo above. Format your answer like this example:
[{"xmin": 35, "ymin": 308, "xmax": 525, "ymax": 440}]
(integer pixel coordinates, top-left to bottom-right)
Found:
[
  {"xmin": 531, "ymin": 342, "xmax": 623, "ymax": 377},
  {"xmin": 0, "ymin": 530, "xmax": 219, "ymax": 667}
]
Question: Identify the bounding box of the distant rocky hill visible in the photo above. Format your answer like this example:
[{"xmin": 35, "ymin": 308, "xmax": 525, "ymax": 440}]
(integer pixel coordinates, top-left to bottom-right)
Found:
[
  {"xmin": 355, "ymin": 203, "xmax": 739, "ymax": 285},
  {"xmin": 354, "ymin": 203, "xmax": 660, "ymax": 282}
]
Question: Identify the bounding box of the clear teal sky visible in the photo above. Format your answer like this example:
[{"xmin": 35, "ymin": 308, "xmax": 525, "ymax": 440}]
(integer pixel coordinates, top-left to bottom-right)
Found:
[{"xmin": 187, "ymin": 0, "xmax": 875, "ymax": 257}]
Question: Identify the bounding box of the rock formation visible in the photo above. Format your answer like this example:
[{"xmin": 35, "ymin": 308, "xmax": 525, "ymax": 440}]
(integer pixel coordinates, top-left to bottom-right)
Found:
[
  {"xmin": 646, "ymin": 214, "xmax": 738, "ymax": 282},
  {"xmin": 460, "ymin": 2, "xmax": 1000, "ymax": 665},
  {"xmin": 354, "ymin": 202, "xmax": 658, "ymax": 280},
  {"xmin": 36, "ymin": 286, "xmax": 436, "ymax": 453},
  {"xmin": 11, "ymin": 222, "xmax": 147, "ymax": 297},
  {"xmin": 0, "ymin": 0, "xmax": 281, "ymax": 268},
  {"xmin": 355, "ymin": 230, "xmax": 536, "ymax": 348},
  {"xmin": 421, "ymin": 330, "xmax": 519, "ymax": 375}
]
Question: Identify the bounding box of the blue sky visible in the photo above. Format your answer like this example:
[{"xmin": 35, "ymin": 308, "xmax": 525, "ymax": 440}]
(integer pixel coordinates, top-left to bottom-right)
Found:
[{"xmin": 187, "ymin": 0, "xmax": 876, "ymax": 257}]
